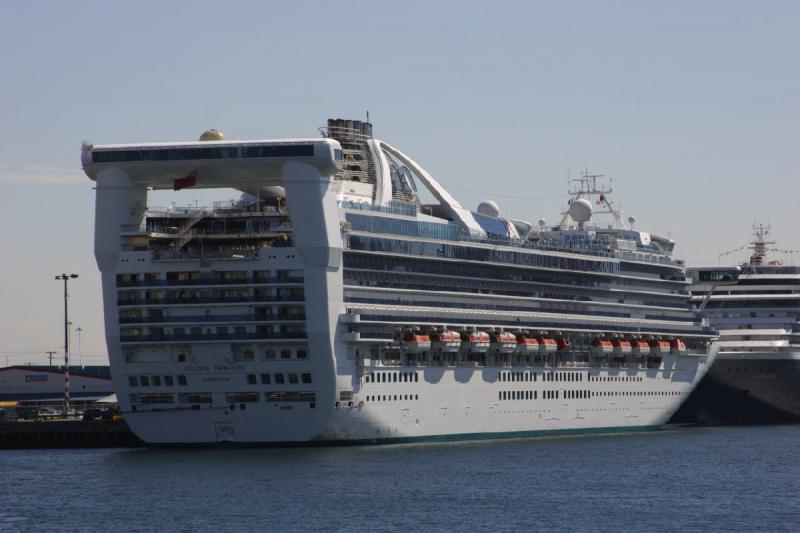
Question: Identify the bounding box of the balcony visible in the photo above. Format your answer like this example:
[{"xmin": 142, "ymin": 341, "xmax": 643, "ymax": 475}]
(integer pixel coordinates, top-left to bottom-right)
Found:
[
  {"xmin": 117, "ymin": 295, "xmax": 305, "ymax": 307},
  {"xmin": 120, "ymin": 331, "xmax": 308, "ymax": 344},
  {"xmin": 116, "ymin": 276, "xmax": 305, "ymax": 288},
  {"xmin": 118, "ymin": 313, "xmax": 306, "ymax": 324}
]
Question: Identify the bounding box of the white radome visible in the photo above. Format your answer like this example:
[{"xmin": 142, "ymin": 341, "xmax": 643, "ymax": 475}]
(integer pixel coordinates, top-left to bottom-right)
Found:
[
  {"xmin": 568, "ymin": 198, "xmax": 593, "ymax": 223},
  {"xmin": 477, "ymin": 200, "xmax": 500, "ymax": 218}
]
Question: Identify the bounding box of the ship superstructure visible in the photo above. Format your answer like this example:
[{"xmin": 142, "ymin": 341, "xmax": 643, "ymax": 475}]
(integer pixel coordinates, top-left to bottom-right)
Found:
[
  {"xmin": 673, "ymin": 224, "xmax": 800, "ymax": 424},
  {"xmin": 82, "ymin": 119, "xmax": 716, "ymax": 445}
]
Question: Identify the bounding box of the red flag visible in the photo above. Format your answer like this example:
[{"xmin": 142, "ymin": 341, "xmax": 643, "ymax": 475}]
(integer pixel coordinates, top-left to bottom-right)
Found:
[{"xmin": 173, "ymin": 171, "xmax": 197, "ymax": 191}]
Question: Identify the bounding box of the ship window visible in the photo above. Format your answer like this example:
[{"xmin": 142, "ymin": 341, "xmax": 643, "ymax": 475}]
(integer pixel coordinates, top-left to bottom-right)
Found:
[
  {"xmin": 281, "ymin": 349, "xmax": 291, "ymax": 359},
  {"xmin": 226, "ymin": 392, "xmax": 259, "ymax": 403},
  {"xmin": 302, "ymin": 373, "xmax": 312, "ymax": 384},
  {"xmin": 164, "ymin": 375, "xmax": 174, "ymax": 386},
  {"xmin": 414, "ymin": 373, "xmax": 418, "ymax": 382},
  {"xmin": 393, "ymin": 373, "xmax": 398, "ymax": 382},
  {"xmin": 264, "ymin": 349, "xmax": 276, "ymax": 360},
  {"xmin": 140, "ymin": 376, "xmax": 150, "ymax": 386},
  {"xmin": 179, "ymin": 392, "xmax": 211, "ymax": 404},
  {"xmin": 275, "ymin": 374, "xmax": 285, "ymax": 384},
  {"xmin": 178, "ymin": 375, "xmax": 187, "ymax": 386},
  {"xmin": 288, "ymin": 373, "xmax": 299, "ymax": 384},
  {"xmin": 128, "ymin": 376, "xmax": 138, "ymax": 387},
  {"xmin": 247, "ymin": 374, "xmax": 257, "ymax": 385},
  {"xmin": 296, "ymin": 349, "xmax": 308, "ymax": 359},
  {"xmin": 261, "ymin": 374, "xmax": 271, "ymax": 384}
]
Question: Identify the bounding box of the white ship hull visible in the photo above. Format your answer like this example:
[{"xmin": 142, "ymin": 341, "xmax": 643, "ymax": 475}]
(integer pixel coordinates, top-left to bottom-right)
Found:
[{"xmin": 123, "ymin": 352, "xmax": 714, "ymax": 445}]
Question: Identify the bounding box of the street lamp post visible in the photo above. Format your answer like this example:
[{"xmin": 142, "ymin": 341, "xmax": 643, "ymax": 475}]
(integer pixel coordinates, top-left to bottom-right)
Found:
[{"xmin": 55, "ymin": 273, "xmax": 78, "ymax": 416}]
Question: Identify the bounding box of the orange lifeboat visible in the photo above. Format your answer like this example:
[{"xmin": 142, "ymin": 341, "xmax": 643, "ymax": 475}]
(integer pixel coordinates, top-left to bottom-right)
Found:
[
  {"xmin": 670, "ymin": 339, "xmax": 687, "ymax": 354},
  {"xmin": 631, "ymin": 340, "xmax": 651, "ymax": 356},
  {"xmin": 402, "ymin": 332, "xmax": 431, "ymax": 353},
  {"xmin": 516, "ymin": 335, "xmax": 539, "ymax": 353},
  {"xmin": 461, "ymin": 331, "xmax": 491, "ymax": 353},
  {"xmin": 612, "ymin": 339, "xmax": 632, "ymax": 355},
  {"xmin": 431, "ymin": 331, "xmax": 461, "ymax": 353},
  {"xmin": 591, "ymin": 338, "xmax": 614, "ymax": 355},
  {"xmin": 491, "ymin": 332, "xmax": 518, "ymax": 353},
  {"xmin": 536, "ymin": 335, "xmax": 558, "ymax": 353},
  {"xmin": 649, "ymin": 339, "xmax": 671, "ymax": 354}
]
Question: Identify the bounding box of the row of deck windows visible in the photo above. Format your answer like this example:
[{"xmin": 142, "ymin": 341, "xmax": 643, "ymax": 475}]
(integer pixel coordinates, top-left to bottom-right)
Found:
[
  {"xmin": 120, "ymin": 325, "xmax": 307, "ymax": 342},
  {"xmin": 246, "ymin": 373, "xmax": 312, "ymax": 385},
  {"xmin": 365, "ymin": 371, "xmax": 419, "ymax": 383},
  {"xmin": 129, "ymin": 375, "xmax": 188, "ymax": 387},
  {"xmin": 500, "ymin": 371, "xmax": 536, "ymax": 382},
  {"xmin": 499, "ymin": 389, "xmax": 680, "ymax": 401},
  {"xmin": 543, "ymin": 372, "xmax": 584, "ymax": 382},
  {"xmin": 129, "ymin": 390, "xmax": 316, "ymax": 405},
  {"xmin": 365, "ymin": 394, "xmax": 419, "ymax": 402},
  {"xmin": 94, "ymin": 144, "xmax": 314, "ymax": 164},
  {"xmin": 588, "ymin": 375, "xmax": 643, "ymax": 382},
  {"xmin": 116, "ymin": 269, "xmax": 303, "ymax": 287}
]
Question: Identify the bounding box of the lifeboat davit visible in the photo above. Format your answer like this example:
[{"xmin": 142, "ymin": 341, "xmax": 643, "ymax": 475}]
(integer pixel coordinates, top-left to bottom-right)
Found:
[
  {"xmin": 516, "ymin": 335, "xmax": 539, "ymax": 353},
  {"xmin": 461, "ymin": 331, "xmax": 491, "ymax": 353},
  {"xmin": 591, "ymin": 338, "xmax": 614, "ymax": 355},
  {"xmin": 670, "ymin": 339, "xmax": 687, "ymax": 354},
  {"xmin": 612, "ymin": 339, "xmax": 632, "ymax": 355},
  {"xmin": 631, "ymin": 340, "xmax": 650, "ymax": 356},
  {"xmin": 402, "ymin": 332, "xmax": 431, "ymax": 352},
  {"xmin": 649, "ymin": 339, "xmax": 671, "ymax": 354},
  {"xmin": 536, "ymin": 335, "xmax": 558, "ymax": 353},
  {"xmin": 431, "ymin": 331, "xmax": 461, "ymax": 353},
  {"xmin": 491, "ymin": 332, "xmax": 518, "ymax": 353}
]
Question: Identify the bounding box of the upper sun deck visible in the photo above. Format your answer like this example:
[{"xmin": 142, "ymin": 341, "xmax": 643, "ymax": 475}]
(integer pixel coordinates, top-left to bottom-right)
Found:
[{"xmin": 81, "ymin": 137, "xmax": 343, "ymax": 189}]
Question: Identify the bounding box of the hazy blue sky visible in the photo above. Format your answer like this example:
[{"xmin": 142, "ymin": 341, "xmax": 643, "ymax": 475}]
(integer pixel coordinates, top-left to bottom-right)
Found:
[{"xmin": 1, "ymin": 1, "xmax": 798, "ymax": 365}]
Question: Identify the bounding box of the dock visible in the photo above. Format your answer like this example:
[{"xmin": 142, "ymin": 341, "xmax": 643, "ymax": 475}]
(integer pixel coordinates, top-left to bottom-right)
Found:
[{"xmin": 0, "ymin": 419, "xmax": 143, "ymax": 449}]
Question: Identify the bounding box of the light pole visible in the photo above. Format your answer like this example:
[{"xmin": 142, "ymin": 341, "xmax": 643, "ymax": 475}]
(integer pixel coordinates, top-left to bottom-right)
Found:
[{"xmin": 55, "ymin": 273, "xmax": 78, "ymax": 416}]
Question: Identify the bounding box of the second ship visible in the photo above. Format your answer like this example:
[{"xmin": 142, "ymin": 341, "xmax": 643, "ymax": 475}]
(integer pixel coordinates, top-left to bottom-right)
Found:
[
  {"xmin": 82, "ymin": 118, "xmax": 718, "ymax": 445},
  {"xmin": 673, "ymin": 224, "xmax": 800, "ymax": 424}
]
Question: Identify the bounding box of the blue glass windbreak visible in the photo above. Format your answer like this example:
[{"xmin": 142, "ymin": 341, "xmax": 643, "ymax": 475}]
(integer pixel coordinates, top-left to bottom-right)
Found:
[
  {"xmin": 340, "ymin": 200, "xmax": 418, "ymax": 217},
  {"xmin": 471, "ymin": 211, "xmax": 510, "ymax": 237},
  {"xmin": 345, "ymin": 213, "xmax": 462, "ymax": 241},
  {"xmin": 92, "ymin": 144, "xmax": 314, "ymax": 163}
]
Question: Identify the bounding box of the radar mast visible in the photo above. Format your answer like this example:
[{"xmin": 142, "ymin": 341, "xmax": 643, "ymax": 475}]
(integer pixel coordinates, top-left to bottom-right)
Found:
[
  {"xmin": 559, "ymin": 169, "xmax": 629, "ymax": 230},
  {"xmin": 749, "ymin": 223, "xmax": 775, "ymax": 266}
]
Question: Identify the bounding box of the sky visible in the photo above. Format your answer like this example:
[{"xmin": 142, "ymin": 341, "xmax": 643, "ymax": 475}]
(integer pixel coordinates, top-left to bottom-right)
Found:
[{"xmin": 0, "ymin": 1, "xmax": 798, "ymax": 366}]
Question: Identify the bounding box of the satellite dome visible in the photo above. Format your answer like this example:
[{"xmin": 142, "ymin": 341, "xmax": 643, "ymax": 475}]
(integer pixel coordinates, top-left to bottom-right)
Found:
[
  {"xmin": 199, "ymin": 129, "xmax": 225, "ymax": 141},
  {"xmin": 477, "ymin": 200, "xmax": 500, "ymax": 218},
  {"xmin": 568, "ymin": 198, "xmax": 593, "ymax": 223}
]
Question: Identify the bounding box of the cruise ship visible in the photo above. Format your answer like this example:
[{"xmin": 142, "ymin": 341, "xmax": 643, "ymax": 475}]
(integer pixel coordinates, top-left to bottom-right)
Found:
[
  {"xmin": 672, "ymin": 224, "xmax": 800, "ymax": 424},
  {"xmin": 81, "ymin": 118, "xmax": 717, "ymax": 445}
]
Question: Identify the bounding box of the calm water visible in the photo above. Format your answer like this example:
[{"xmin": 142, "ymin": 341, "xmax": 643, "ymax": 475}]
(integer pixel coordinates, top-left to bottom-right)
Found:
[{"xmin": 2, "ymin": 425, "xmax": 799, "ymax": 532}]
